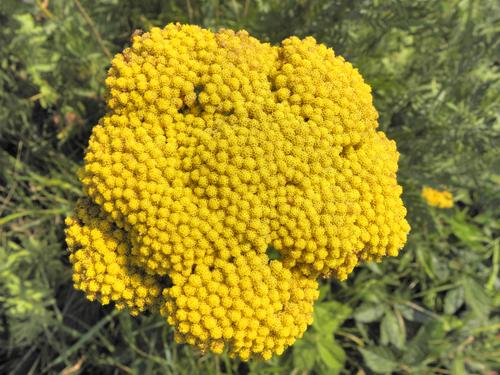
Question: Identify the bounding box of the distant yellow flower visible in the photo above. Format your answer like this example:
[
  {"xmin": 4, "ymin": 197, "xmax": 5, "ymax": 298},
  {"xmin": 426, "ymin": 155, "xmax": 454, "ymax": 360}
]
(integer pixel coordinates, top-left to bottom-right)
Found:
[
  {"xmin": 421, "ymin": 186, "xmax": 453, "ymax": 208},
  {"xmin": 66, "ymin": 23, "xmax": 410, "ymax": 361}
]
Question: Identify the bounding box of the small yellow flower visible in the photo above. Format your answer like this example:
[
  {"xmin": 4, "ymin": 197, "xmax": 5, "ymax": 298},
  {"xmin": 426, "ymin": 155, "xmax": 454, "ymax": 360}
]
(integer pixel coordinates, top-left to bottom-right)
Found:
[{"xmin": 421, "ymin": 186, "xmax": 453, "ymax": 208}]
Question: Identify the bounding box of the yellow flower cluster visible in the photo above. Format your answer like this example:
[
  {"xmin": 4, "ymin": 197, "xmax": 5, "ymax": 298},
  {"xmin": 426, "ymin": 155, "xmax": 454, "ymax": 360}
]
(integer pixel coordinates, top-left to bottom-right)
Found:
[
  {"xmin": 65, "ymin": 23, "xmax": 410, "ymax": 360},
  {"xmin": 421, "ymin": 186, "xmax": 453, "ymax": 208},
  {"xmin": 65, "ymin": 199, "xmax": 161, "ymax": 315}
]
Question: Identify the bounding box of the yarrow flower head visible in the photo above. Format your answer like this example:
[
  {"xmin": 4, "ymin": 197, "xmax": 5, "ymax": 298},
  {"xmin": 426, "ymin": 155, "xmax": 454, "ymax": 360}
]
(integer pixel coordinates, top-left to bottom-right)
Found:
[
  {"xmin": 421, "ymin": 186, "xmax": 453, "ymax": 208},
  {"xmin": 65, "ymin": 23, "xmax": 410, "ymax": 360}
]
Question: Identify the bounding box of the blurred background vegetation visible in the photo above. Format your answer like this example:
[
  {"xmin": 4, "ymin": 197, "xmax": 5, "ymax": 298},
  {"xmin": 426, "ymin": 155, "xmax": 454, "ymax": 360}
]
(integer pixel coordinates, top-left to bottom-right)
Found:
[{"xmin": 1, "ymin": 0, "xmax": 499, "ymax": 374}]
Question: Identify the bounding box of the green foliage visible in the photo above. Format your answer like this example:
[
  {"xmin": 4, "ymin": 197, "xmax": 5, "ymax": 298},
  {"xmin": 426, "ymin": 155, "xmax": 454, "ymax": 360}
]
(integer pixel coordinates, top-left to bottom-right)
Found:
[{"xmin": 1, "ymin": 0, "xmax": 499, "ymax": 374}]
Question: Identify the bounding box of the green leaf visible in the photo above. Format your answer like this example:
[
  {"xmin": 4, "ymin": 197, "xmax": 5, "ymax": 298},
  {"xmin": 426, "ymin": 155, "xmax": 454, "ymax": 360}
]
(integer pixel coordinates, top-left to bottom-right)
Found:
[
  {"xmin": 486, "ymin": 240, "xmax": 499, "ymax": 292},
  {"xmin": 448, "ymin": 216, "xmax": 485, "ymax": 246},
  {"xmin": 396, "ymin": 303, "xmax": 432, "ymax": 323},
  {"xmin": 313, "ymin": 301, "xmax": 352, "ymax": 334},
  {"xmin": 359, "ymin": 346, "xmax": 398, "ymax": 374},
  {"xmin": 13, "ymin": 13, "xmax": 35, "ymax": 33},
  {"xmin": 317, "ymin": 281, "xmax": 330, "ymax": 302},
  {"xmin": 316, "ymin": 336, "xmax": 345, "ymax": 372},
  {"xmin": 266, "ymin": 244, "xmax": 281, "ymax": 260},
  {"xmin": 354, "ymin": 302, "xmax": 385, "ymax": 323},
  {"xmin": 440, "ymin": 315, "xmax": 463, "ymax": 331},
  {"xmin": 365, "ymin": 262, "xmax": 383, "ymax": 275},
  {"xmin": 402, "ymin": 320, "xmax": 447, "ymax": 366},
  {"xmin": 451, "ymin": 354, "xmax": 467, "ymax": 375},
  {"xmin": 463, "ymin": 277, "xmax": 491, "ymax": 318},
  {"xmin": 416, "ymin": 246, "xmax": 436, "ymax": 279},
  {"xmin": 293, "ymin": 333, "xmax": 317, "ymax": 371},
  {"xmin": 380, "ymin": 310, "xmax": 406, "ymax": 350},
  {"xmin": 443, "ymin": 287, "xmax": 465, "ymax": 315}
]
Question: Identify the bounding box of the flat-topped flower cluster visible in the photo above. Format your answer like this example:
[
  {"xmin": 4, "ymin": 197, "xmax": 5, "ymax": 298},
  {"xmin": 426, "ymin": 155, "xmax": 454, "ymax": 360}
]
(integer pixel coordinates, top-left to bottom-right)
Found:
[{"xmin": 65, "ymin": 23, "xmax": 410, "ymax": 360}]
